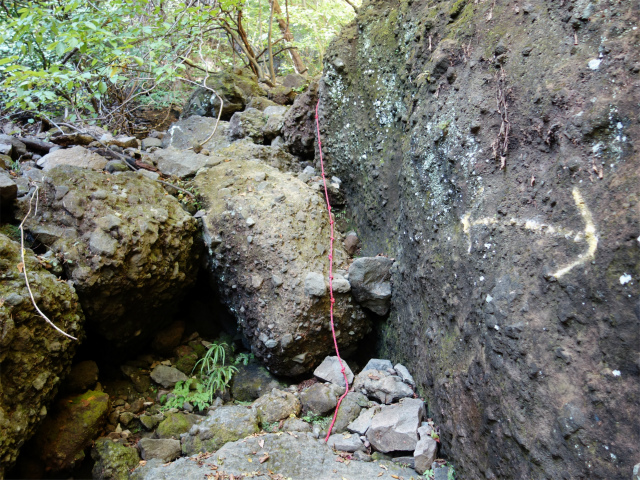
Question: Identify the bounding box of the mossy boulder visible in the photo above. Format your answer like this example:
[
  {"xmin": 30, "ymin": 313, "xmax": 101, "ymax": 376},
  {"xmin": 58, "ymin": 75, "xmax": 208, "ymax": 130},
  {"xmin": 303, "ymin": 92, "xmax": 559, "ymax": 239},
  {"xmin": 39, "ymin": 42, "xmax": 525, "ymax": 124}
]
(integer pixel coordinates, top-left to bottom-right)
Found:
[
  {"xmin": 182, "ymin": 70, "xmax": 267, "ymax": 120},
  {"xmin": 0, "ymin": 233, "xmax": 84, "ymax": 477},
  {"xmin": 230, "ymin": 363, "xmax": 282, "ymax": 402},
  {"xmin": 16, "ymin": 165, "xmax": 200, "ymax": 350},
  {"xmin": 174, "ymin": 351, "xmax": 199, "ymax": 375},
  {"xmin": 31, "ymin": 390, "xmax": 110, "ymax": 472},
  {"xmin": 181, "ymin": 405, "xmax": 259, "ymax": 455},
  {"xmin": 155, "ymin": 412, "xmax": 198, "ymax": 439},
  {"xmin": 91, "ymin": 437, "xmax": 140, "ymax": 480}
]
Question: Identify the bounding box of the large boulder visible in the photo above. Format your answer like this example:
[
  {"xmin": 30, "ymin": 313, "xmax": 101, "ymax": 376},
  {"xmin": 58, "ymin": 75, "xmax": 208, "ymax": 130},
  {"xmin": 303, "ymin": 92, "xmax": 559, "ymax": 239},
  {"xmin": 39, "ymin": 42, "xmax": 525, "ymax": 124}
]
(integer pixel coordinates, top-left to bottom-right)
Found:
[
  {"xmin": 209, "ymin": 138, "xmax": 301, "ymax": 173},
  {"xmin": 30, "ymin": 390, "xmax": 110, "ymax": 472},
  {"xmin": 282, "ymin": 80, "xmax": 319, "ymax": 159},
  {"xmin": 161, "ymin": 116, "xmax": 231, "ymax": 152},
  {"xmin": 227, "ymin": 108, "xmax": 268, "ymax": 143},
  {"xmin": 321, "ymin": 0, "xmax": 640, "ymax": 477},
  {"xmin": 181, "ymin": 70, "xmax": 267, "ymax": 120},
  {"xmin": 17, "ymin": 165, "xmax": 200, "ymax": 349},
  {"xmin": 149, "ymin": 146, "xmax": 218, "ymax": 179},
  {"xmin": 0, "ymin": 234, "xmax": 84, "ymax": 477},
  {"xmin": 195, "ymin": 158, "xmax": 369, "ymax": 375},
  {"xmin": 36, "ymin": 145, "xmax": 108, "ymax": 171},
  {"xmin": 132, "ymin": 432, "xmax": 417, "ymax": 480}
]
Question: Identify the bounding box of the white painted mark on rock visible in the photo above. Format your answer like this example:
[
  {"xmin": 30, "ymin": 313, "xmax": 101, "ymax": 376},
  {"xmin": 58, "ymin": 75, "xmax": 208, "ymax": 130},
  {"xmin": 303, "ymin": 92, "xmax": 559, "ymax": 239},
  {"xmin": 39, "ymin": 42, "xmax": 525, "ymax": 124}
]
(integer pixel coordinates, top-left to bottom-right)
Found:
[{"xmin": 461, "ymin": 187, "xmax": 598, "ymax": 278}]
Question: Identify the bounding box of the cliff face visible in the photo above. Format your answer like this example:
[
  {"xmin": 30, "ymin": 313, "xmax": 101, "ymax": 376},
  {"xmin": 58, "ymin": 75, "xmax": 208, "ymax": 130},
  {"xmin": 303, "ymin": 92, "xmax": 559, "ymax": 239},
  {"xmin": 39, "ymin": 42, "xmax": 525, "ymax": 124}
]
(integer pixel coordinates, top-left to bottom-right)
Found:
[{"xmin": 320, "ymin": 1, "xmax": 639, "ymax": 478}]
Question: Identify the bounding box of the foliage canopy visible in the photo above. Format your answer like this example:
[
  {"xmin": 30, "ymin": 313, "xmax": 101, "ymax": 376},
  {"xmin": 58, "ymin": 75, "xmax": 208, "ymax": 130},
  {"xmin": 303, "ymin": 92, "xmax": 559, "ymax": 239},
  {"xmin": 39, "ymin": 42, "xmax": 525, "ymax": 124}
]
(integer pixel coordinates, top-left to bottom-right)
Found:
[{"xmin": 0, "ymin": 0, "xmax": 357, "ymax": 129}]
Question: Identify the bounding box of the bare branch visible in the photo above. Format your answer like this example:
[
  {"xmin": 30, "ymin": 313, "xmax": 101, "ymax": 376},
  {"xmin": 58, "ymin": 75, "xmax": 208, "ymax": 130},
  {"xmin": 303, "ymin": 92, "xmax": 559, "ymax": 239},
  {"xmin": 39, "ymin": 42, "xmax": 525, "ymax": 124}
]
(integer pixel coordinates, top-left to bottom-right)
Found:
[{"xmin": 19, "ymin": 184, "xmax": 78, "ymax": 341}]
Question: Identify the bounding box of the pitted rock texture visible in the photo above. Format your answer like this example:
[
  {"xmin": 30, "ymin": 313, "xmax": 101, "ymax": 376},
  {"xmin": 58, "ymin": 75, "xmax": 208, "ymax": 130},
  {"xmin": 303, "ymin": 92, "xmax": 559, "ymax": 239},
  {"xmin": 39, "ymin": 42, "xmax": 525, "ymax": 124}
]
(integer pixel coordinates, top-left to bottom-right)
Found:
[
  {"xmin": 195, "ymin": 158, "xmax": 369, "ymax": 376},
  {"xmin": 17, "ymin": 165, "xmax": 200, "ymax": 349},
  {"xmin": 320, "ymin": 0, "xmax": 639, "ymax": 478},
  {"xmin": 282, "ymin": 79, "xmax": 319, "ymax": 159},
  {"xmin": 161, "ymin": 116, "xmax": 231, "ymax": 152},
  {"xmin": 0, "ymin": 234, "xmax": 84, "ymax": 477},
  {"xmin": 132, "ymin": 432, "xmax": 417, "ymax": 480}
]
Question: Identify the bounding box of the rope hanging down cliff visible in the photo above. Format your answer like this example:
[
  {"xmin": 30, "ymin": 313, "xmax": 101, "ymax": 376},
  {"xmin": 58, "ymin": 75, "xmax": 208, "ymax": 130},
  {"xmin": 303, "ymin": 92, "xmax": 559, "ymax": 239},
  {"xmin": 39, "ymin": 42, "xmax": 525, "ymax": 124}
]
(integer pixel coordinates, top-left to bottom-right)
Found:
[{"xmin": 315, "ymin": 100, "xmax": 350, "ymax": 441}]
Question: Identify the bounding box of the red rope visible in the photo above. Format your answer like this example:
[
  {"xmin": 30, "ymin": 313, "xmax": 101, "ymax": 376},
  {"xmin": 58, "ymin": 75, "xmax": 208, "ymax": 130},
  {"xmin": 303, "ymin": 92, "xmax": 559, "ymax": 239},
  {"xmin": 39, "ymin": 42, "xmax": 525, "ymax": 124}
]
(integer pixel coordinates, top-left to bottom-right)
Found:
[{"xmin": 315, "ymin": 100, "xmax": 350, "ymax": 442}]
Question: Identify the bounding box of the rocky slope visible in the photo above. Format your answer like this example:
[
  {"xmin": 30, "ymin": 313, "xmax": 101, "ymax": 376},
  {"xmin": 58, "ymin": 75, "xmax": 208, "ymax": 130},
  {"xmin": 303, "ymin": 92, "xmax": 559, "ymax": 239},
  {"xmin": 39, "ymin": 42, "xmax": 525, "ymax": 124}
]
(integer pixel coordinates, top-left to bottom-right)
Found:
[{"xmin": 319, "ymin": 0, "xmax": 639, "ymax": 478}]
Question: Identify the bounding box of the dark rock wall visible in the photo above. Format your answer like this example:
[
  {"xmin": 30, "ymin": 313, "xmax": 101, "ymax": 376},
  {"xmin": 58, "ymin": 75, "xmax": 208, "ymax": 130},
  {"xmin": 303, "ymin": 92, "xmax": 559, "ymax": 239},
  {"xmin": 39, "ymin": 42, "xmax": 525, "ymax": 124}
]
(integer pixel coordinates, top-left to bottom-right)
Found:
[{"xmin": 320, "ymin": 0, "xmax": 639, "ymax": 478}]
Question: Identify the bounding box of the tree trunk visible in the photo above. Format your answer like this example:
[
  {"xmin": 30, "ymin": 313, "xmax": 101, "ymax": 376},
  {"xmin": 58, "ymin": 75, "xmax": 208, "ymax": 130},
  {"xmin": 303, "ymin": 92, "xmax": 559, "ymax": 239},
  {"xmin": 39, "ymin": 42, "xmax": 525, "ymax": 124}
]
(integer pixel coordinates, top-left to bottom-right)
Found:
[
  {"xmin": 270, "ymin": 0, "xmax": 307, "ymax": 74},
  {"xmin": 267, "ymin": 0, "xmax": 276, "ymax": 83}
]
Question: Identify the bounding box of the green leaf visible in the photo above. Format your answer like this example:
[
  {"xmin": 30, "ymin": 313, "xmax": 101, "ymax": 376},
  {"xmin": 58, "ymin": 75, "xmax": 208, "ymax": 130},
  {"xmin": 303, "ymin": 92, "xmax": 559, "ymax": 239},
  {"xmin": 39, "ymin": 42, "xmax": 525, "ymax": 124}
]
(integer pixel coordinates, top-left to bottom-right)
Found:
[{"xmin": 97, "ymin": 81, "xmax": 107, "ymax": 93}]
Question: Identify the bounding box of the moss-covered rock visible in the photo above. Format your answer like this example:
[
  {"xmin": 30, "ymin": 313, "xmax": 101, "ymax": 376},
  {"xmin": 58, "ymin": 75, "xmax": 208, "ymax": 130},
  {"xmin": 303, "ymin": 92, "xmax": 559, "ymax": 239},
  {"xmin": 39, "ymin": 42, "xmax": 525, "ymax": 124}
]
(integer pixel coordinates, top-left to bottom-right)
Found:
[
  {"xmin": 181, "ymin": 405, "xmax": 259, "ymax": 455},
  {"xmin": 0, "ymin": 233, "xmax": 84, "ymax": 477},
  {"xmin": 182, "ymin": 70, "xmax": 267, "ymax": 120},
  {"xmin": 155, "ymin": 412, "xmax": 198, "ymax": 439},
  {"xmin": 31, "ymin": 390, "xmax": 110, "ymax": 472},
  {"xmin": 230, "ymin": 363, "xmax": 282, "ymax": 402},
  {"xmin": 174, "ymin": 351, "xmax": 199, "ymax": 375},
  {"xmin": 91, "ymin": 437, "xmax": 140, "ymax": 480},
  {"xmin": 16, "ymin": 165, "xmax": 200, "ymax": 350}
]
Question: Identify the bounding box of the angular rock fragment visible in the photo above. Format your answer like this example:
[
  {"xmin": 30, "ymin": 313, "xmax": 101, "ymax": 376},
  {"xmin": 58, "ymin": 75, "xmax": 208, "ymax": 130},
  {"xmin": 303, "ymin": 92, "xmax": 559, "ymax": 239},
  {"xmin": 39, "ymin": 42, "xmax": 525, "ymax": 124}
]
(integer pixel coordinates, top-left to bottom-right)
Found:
[
  {"xmin": 150, "ymin": 365, "xmax": 188, "ymax": 388},
  {"xmin": 162, "ymin": 116, "xmax": 231, "ymax": 152},
  {"xmin": 91, "ymin": 437, "xmax": 140, "ymax": 480},
  {"xmin": 366, "ymin": 398, "xmax": 425, "ymax": 453},
  {"xmin": 349, "ymin": 257, "xmax": 393, "ymax": 315},
  {"xmin": 414, "ymin": 435, "xmax": 438, "ymax": 474},
  {"xmin": 327, "ymin": 433, "xmax": 365, "ymax": 452},
  {"xmin": 353, "ymin": 369, "xmax": 413, "ymax": 404},
  {"xmin": 228, "ymin": 108, "xmax": 267, "ymax": 143},
  {"xmin": 314, "ymin": 355, "xmax": 354, "ymax": 387},
  {"xmin": 300, "ymin": 383, "xmax": 341, "ymax": 415},
  {"xmin": 31, "ymin": 390, "xmax": 110, "ymax": 472}
]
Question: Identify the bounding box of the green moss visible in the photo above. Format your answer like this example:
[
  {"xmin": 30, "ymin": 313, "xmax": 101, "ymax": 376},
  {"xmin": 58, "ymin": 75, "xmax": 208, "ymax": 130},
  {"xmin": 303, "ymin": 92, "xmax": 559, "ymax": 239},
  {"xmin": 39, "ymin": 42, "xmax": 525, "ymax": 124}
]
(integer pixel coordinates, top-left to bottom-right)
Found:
[
  {"xmin": 449, "ymin": 0, "xmax": 467, "ymax": 18},
  {"xmin": 156, "ymin": 412, "xmax": 193, "ymax": 439}
]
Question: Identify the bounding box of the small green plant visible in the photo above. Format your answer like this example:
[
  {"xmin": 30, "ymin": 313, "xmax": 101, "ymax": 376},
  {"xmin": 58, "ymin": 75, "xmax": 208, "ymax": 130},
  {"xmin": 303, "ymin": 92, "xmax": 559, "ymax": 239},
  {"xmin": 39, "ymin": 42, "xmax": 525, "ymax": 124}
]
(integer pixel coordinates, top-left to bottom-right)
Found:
[
  {"xmin": 447, "ymin": 464, "xmax": 456, "ymax": 480},
  {"xmin": 163, "ymin": 379, "xmax": 212, "ymax": 411},
  {"xmin": 423, "ymin": 469, "xmax": 434, "ymax": 479},
  {"xmin": 234, "ymin": 352, "xmax": 254, "ymax": 366},
  {"xmin": 262, "ymin": 421, "xmax": 280, "ymax": 433},
  {"xmin": 193, "ymin": 342, "xmax": 238, "ymax": 403},
  {"xmin": 302, "ymin": 413, "xmax": 331, "ymax": 429}
]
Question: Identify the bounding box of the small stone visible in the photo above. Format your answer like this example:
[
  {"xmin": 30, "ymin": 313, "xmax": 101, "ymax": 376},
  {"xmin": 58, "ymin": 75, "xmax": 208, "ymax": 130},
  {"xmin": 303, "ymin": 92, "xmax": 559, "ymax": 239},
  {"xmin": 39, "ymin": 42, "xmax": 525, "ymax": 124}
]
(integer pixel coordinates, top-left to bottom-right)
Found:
[
  {"xmin": 326, "ymin": 433, "xmax": 365, "ymax": 452},
  {"xmin": 0, "ymin": 171, "xmax": 18, "ymax": 202},
  {"xmin": 363, "ymin": 359, "xmax": 393, "ymax": 372},
  {"xmin": 414, "ymin": 435, "xmax": 438, "ymax": 474},
  {"xmin": 314, "ymin": 356, "xmax": 354, "ymax": 387},
  {"xmin": 394, "ymin": 364, "xmax": 416, "ymax": 386},
  {"xmin": 150, "ymin": 365, "xmax": 188, "ymax": 388},
  {"xmin": 304, "ymin": 272, "xmax": 326, "ymax": 297},
  {"xmin": 138, "ymin": 438, "xmax": 181, "ymax": 463}
]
